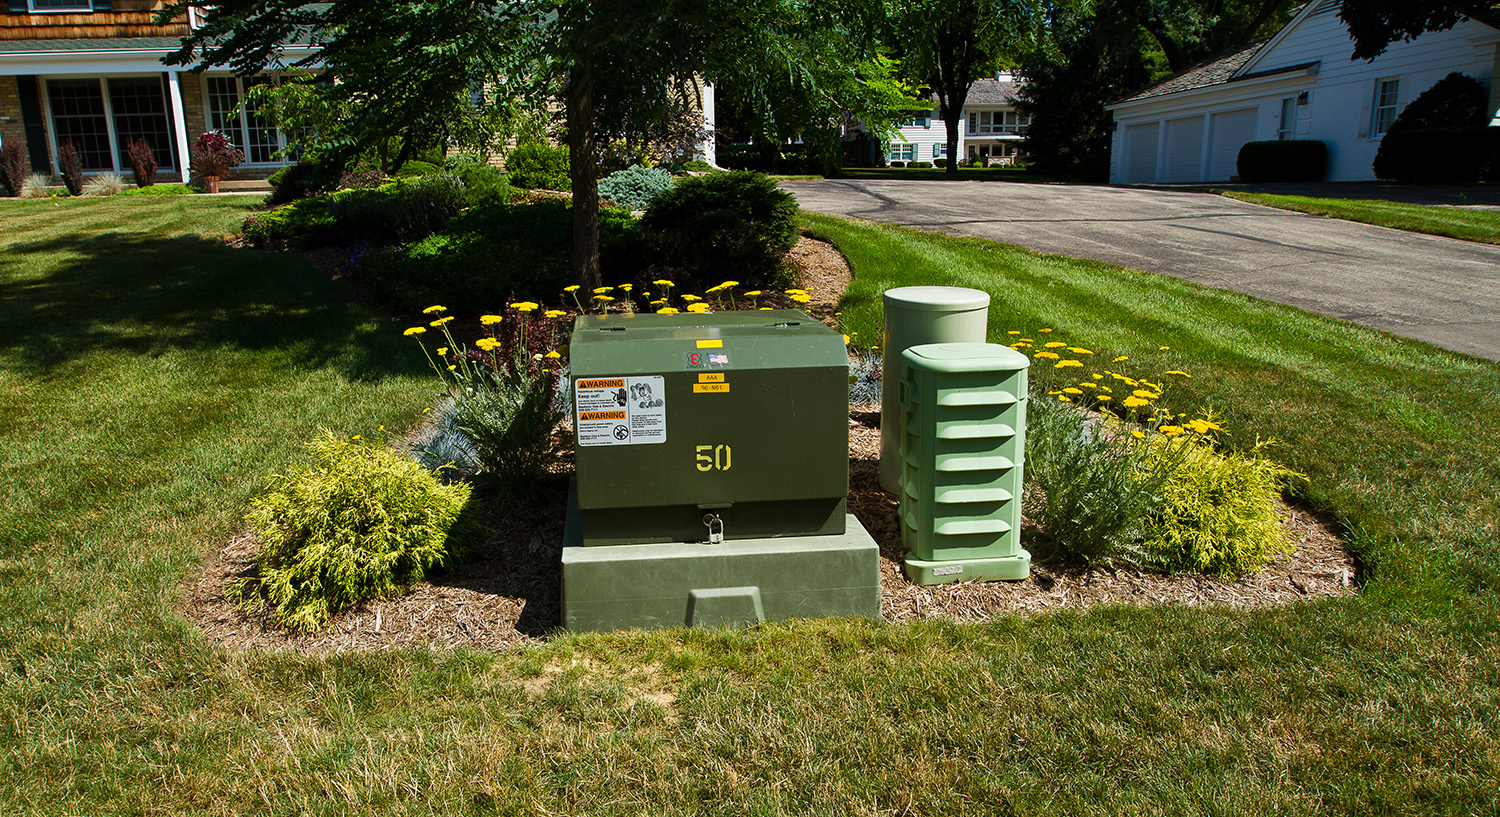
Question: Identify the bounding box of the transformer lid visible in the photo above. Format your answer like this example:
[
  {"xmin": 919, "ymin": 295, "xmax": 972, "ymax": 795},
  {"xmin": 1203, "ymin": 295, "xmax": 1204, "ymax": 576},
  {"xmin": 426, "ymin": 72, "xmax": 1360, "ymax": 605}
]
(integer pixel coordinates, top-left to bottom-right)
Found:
[{"xmin": 903, "ymin": 342, "xmax": 1031, "ymax": 373}]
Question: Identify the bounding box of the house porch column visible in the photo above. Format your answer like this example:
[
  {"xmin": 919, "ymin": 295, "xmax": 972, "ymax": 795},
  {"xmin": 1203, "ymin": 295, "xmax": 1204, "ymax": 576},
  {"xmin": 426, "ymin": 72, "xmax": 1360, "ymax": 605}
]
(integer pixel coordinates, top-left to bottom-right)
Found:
[{"xmin": 166, "ymin": 70, "xmax": 191, "ymax": 183}]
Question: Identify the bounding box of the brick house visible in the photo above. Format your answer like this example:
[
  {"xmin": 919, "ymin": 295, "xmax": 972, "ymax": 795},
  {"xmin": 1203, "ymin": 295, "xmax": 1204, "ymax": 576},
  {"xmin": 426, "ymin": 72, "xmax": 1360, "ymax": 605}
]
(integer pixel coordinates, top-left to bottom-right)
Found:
[{"xmin": 0, "ymin": 0, "xmax": 310, "ymax": 184}]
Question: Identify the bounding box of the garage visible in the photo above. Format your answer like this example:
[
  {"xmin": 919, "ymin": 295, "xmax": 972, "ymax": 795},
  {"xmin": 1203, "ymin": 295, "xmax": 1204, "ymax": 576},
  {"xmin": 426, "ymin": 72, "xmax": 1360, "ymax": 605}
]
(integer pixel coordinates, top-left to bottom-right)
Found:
[
  {"xmin": 1124, "ymin": 122, "xmax": 1159, "ymax": 183},
  {"xmin": 1208, "ymin": 108, "xmax": 1258, "ymax": 181},
  {"xmin": 1163, "ymin": 115, "xmax": 1205, "ymax": 183}
]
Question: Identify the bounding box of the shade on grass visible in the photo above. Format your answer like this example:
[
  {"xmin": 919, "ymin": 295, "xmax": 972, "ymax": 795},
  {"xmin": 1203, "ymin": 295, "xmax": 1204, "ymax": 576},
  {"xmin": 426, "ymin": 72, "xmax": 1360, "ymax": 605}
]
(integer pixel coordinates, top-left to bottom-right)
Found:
[{"xmin": 0, "ymin": 198, "xmax": 1496, "ymax": 815}]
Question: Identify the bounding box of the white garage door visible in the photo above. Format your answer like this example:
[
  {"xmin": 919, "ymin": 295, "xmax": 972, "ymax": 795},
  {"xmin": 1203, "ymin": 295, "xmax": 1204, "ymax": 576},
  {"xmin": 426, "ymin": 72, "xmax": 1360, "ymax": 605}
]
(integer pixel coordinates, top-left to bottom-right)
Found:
[
  {"xmin": 1125, "ymin": 122, "xmax": 1159, "ymax": 183},
  {"xmin": 1208, "ymin": 108, "xmax": 1258, "ymax": 181},
  {"xmin": 1163, "ymin": 115, "xmax": 1205, "ymax": 183}
]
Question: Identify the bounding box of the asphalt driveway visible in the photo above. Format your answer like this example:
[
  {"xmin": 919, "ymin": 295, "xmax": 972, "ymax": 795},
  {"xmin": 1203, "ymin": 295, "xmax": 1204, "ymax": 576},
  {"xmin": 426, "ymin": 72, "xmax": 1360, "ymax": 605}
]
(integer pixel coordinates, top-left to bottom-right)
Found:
[{"xmin": 784, "ymin": 179, "xmax": 1500, "ymax": 362}]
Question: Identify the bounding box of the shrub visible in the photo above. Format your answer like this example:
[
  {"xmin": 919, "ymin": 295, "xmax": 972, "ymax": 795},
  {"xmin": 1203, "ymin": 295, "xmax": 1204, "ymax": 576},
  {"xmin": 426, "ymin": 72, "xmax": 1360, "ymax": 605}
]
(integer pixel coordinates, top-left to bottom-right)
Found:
[
  {"xmin": 443, "ymin": 152, "xmax": 512, "ymax": 207},
  {"xmin": 637, "ymin": 170, "xmax": 799, "ymax": 289},
  {"xmin": 81, "ymin": 173, "xmax": 125, "ymax": 197},
  {"xmin": 1373, "ymin": 127, "xmax": 1500, "ymax": 183},
  {"xmin": 58, "ymin": 142, "xmax": 84, "ymax": 195},
  {"xmin": 243, "ymin": 173, "xmax": 467, "ymax": 249},
  {"xmin": 909, "ymin": 161, "xmax": 933, "ymax": 169},
  {"xmin": 355, "ymin": 200, "xmax": 635, "ymax": 312},
  {"xmin": 0, "ymin": 144, "xmax": 26, "ymax": 197},
  {"xmin": 681, "ymin": 159, "xmax": 716, "ymax": 173},
  {"xmin": 126, "ymin": 139, "xmax": 158, "ymax": 188},
  {"xmin": 1023, "ymin": 396, "xmax": 1185, "ymax": 570},
  {"xmin": 506, "ymin": 142, "xmax": 570, "ymax": 190},
  {"xmin": 1140, "ymin": 435, "xmax": 1301, "ymax": 578},
  {"xmin": 1236, "ymin": 140, "xmax": 1327, "ymax": 182},
  {"xmin": 118, "ymin": 184, "xmax": 192, "ymax": 197},
  {"xmin": 1386, "ymin": 72, "xmax": 1489, "ymax": 135},
  {"xmin": 190, "ymin": 131, "xmax": 243, "ymax": 178},
  {"xmin": 890, "ymin": 161, "xmax": 906, "ymax": 168},
  {"xmin": 933, "ymin": 159, "xmax": 948, "ymax": 168},
  {"xmin": 394, "ymin": 159, "xmax": 444, "ymax": 178},
  {"xmin": 237, "ymin": 430, "xmax": 474, "ymax": 632},
  {"xmin": 265, "ymin": 154, "xmax": 346, "ymax": 206},
  {"xmin": 597, "ymin": 165, "xmax": 675, "ymax": 210}
]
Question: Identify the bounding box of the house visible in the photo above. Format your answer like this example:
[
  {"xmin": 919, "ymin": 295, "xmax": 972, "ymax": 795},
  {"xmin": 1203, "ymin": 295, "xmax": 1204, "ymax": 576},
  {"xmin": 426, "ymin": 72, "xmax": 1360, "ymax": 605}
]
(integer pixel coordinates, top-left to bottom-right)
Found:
[
  {"xmin": 1, "ymin": 1, "xmax": 312, "ymax": 184},
  {"xmin": 880, "ymin": 73, "xmax": 1031, "ymax": 166},
  {"xmin": 1105, "ymin": 0, "xmax": 1500, "ymax": 184}
]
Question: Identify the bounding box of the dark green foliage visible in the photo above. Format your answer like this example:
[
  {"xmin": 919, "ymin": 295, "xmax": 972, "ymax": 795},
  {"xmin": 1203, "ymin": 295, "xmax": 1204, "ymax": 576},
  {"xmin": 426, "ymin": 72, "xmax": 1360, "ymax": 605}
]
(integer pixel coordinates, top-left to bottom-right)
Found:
[
  {"xmin": 680, "ymin": 159, "xmax": 716, "ymax": 173},
  {"xmin": 1373, "ymin": 127, "xmax": 1500, "ymax": 183},
  {"xmin": 394, "ymin": 160, "xmax": 444, "ymax": 178},
  {"xmin": 242, "ymin": 173, "xmax": 467, "ymax": 249},
  {"xmin": 1338, "ymin": 0, "xmax": 1491, "ymax": 60},
  {"xmin": 909, "ymin": 161, "xmax": 933, "ymax": 169},
  {"xmin": 1386, "ymin": 73, "xmax": 1489, "ymax": 135},
  {"xmin": 0, "ymin": 143, "xmax": 25, "ymax": 197},
  {"xmin": 356, "ymin": 201, "xmax": 635, "ymax": 312},
  {"xmin": 635, "ymin": 170, "xmax": 798, "ymax": 289},
  {"xmin": 443, "ymin": 153, "xmax": 512, "ymax": 207},
  {"xmin": 1236, "ymin": 140, "xmax": 1328, "ymax": 182},
  {"xmin": 239, "ymin": 430, "xmax": 475, "ymax": 632},
  {"xmin": 58, "ymin": 142, "xmax": 83, "ymax": 196},
  {"xmin": 265, "ymin": 154, "xmax": 346, "ymax": 206},
  {"xmin": 597, "ymin": 165, "xmax": 675, "ymax": 210},
  {"xmin": 506, "ymin": 142, "xmax": 570, "ymax": 191}
]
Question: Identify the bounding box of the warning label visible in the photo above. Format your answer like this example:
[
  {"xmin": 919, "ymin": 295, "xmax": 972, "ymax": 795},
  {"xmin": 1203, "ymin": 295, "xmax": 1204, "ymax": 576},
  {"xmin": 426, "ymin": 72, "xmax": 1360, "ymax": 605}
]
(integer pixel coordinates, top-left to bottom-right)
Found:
[{"xmin": 574, "ymin": 375, "xmax": 666, "ymax": 447}]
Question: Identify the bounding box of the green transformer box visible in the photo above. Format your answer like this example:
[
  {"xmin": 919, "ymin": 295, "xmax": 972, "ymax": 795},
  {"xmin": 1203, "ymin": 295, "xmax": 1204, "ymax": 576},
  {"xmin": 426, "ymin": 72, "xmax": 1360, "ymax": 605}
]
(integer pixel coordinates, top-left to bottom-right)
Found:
[{"xmin": 561, "ymin": 310, "xmax": 881, "ymax": 631}]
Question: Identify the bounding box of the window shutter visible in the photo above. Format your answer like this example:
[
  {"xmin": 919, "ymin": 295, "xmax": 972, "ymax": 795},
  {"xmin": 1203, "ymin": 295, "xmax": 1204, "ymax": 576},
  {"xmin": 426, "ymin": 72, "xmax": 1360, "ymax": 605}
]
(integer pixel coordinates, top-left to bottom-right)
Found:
[{"xmin": 92, "ymin": 0, "xmax": 112, "ymax": 10}]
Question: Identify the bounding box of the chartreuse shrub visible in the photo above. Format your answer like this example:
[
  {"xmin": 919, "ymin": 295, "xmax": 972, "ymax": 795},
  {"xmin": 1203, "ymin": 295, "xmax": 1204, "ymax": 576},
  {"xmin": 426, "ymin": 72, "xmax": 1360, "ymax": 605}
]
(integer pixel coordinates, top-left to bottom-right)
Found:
[
  {"xmin": 237, "ymin": 430, "xmax": 474, "ymax": 631},
  {"xmin": 1141, "ymin": 431, "xmax": 1302, "ymax": 578}
]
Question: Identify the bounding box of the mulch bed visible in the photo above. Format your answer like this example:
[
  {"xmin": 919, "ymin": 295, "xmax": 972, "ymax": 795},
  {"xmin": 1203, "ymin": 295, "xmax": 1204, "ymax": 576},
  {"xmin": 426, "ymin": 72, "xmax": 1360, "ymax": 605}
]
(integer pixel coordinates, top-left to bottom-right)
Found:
[{"xmin": 180, "ymin": 236, "xmax": 1357, "ymax": 652}]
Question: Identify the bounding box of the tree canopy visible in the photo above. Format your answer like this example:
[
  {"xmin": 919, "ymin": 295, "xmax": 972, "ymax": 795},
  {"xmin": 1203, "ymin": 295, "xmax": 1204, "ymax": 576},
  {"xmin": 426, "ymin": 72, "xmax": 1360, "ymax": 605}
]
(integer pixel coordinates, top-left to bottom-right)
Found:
[
  {"xmin": 164, "ymin": 0, "xmax": 898, "ymax": 288},
  {"xmin": 1339, "ymin": 1, "xmax": 1498, "ymax": 60}
]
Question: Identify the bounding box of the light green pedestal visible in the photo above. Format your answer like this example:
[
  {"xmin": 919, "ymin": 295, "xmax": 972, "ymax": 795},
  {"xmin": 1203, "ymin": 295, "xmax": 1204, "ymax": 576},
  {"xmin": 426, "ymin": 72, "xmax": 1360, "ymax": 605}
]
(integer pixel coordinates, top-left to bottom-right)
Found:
[
  {"xmin": 904, "ymin": 551, "xmax": 1031, "ymax": 585},
  {"xmin": 561, "ymin": 482, "xmax": 881, "ymax": 632}
]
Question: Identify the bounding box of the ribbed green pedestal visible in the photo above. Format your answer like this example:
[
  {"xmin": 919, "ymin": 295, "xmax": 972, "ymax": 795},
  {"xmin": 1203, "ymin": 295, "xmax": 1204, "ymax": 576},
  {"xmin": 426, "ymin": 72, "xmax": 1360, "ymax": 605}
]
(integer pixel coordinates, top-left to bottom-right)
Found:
[
  {"xmin": 561, "ymin": 482, "xmax": 881, "ymax": 632},
  {"xmin": 904, "ymin": 552, "xmax": 1031, "ymax": 584}
]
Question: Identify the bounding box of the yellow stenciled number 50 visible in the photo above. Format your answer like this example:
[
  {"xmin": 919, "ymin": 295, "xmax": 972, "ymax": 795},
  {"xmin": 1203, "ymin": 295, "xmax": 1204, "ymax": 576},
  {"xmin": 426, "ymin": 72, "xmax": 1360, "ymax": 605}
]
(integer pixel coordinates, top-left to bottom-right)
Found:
[{"xmin": 695, "ymin": 444, "xmax": 732, "ymax": 471}]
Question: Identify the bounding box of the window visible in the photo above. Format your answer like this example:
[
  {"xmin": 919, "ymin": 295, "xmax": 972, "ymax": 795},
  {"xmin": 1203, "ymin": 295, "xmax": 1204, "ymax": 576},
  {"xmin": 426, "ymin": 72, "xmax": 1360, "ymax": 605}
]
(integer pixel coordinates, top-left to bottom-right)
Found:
[
  {"xmin": 205, "ymin": 75, "xmax": 294, "ymax": 164},
  {"xmin": 28, "ymin": 0, "xmax": 93, "ymax": 11},
  {"xmin": 1278, "ymin": 97, "xmax": 1297, "ymax": 140},
  {"xmin": 887, "ymin": 143, "xmax": 914, "ymax": 162},
  {"xmin": 932, "ymin": 143, "xmax": 947, "ymax": 159},
  {"xmin": 46, "ymin": 77, "xmax": 178, "ymax": 174},
  {"xmin": 1372, "ymin": 78, "xmax": 1399, "ymax": 137}
]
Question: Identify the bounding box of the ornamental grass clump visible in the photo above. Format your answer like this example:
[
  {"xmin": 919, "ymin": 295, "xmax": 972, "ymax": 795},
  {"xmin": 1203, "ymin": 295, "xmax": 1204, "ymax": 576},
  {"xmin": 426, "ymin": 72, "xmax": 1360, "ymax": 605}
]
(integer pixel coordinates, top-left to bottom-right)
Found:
[
  {"xmin": 237, "ymin": 429, "xmax": 474, "ymax": 632},
  {"xmin": 408, "ymin": 305, "xmax": 564, "ymax": 492}
]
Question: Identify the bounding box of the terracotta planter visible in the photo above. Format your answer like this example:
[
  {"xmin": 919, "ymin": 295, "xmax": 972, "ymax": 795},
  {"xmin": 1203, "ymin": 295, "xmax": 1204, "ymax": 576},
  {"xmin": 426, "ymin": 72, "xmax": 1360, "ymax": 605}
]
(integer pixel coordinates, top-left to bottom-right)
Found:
[{"xmin": 204, "ymin": 175, "xmax": 220, "ymax": 194}]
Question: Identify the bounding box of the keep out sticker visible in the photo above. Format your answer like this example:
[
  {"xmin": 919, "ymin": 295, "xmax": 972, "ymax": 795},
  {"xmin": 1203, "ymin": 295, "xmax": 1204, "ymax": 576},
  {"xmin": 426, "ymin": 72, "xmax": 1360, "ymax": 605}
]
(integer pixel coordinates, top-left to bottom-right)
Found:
[{"xmin": 574, "ymin": 376, "xmax": 666, "ymax": 447}]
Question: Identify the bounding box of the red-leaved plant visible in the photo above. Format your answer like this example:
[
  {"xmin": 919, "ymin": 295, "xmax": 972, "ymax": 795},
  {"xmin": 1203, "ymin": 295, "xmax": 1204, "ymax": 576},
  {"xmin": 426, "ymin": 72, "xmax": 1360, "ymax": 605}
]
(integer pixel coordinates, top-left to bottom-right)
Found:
[
  {"xmin": 190, "ymin": 131, "xmax": 243, "ymax": 178},
  {"xmin": 127, "ymin": 139, "xmax": 158, "ymax": 188}
]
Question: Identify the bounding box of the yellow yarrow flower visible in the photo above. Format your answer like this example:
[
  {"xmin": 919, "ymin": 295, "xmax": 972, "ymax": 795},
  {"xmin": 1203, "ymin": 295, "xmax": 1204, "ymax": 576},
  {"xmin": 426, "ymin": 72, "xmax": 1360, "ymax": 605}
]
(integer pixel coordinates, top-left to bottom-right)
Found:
[
  {"xmin": 475, "ymin": 338, "xmax": 500, "ymax": 351},
  {"xmin": 564, "ymin": 285, "xmax": 580, "ymax": 293},
  {"xmin": 1112, "ymin": 356, "xmax": 1128, "ymax": 363},
  {"xmin": 784, "ymin": 288, "xmax": 807, "ymax": 295},
  {"xmin": 594, "ymin": 295, "xmax": 615, "ymax": 302},
  {"xmin": 653, "ymin": 279, "xmax": 675, "ymax": 288},
  {"xmin": 1034, "ymin": 351, "xmax": 1060, "ymax": 359},
  {"xmin": 403, "ymin": 326, "xmax": 426, "ymax": 336},
  {"xmin": 1130, "ymin": 429, "xmax": 1146, "ymax": 439},
  {"xmin": 1165, "ymin": 370, "xmax": 1192, "ymax": 378},
  {"xmin": 1159, "ymin": 346, "xmax": 1171, "ymax": 351},
  {"xmin": 1063, "ymin": 387, "xmax": 1083, "ymax": 395},
  {"xmin": 681, "ymin": 294, "xmax": 702, "ymax": 302},
  {"xmin": 1067, "ymin": 347, "xmax": 1093, "ymax": 355},
  {"xmin": 1078, "ymin": 382, "xmax": 1097, "ymax": 389},
  {"xmin": 480, "ymin": 314, "xmax": 503, "ymax": 325},
  {"xmin": 544, "ymin": 309, "xmax": 567, "ymax": 319},
  {"xmin": 510, "ymin": 301, "xmax": 540, "ymax": 312},
  {"xmin": 1044, "ymin": 341, "xmax": 1067, "ymax": 348},
  {"xmin": 790, "ymin": 294, "xmax": 812, "ymax": 304},
  {"xmin": 422, "ymin": 305, "xmax": 447, "ymax": 314},
  {"xmin": 1057, "ymin": 394, "xmax": 1072, "ymax": 402},
  {"xmin": 1096, "ymin": 395, "xmax": 1112, "ymax": 402},
  {"xmin": 1159, "ymin": 425, "xmax": 1184, "ymax": 437},
  {"xmin": 619, "ymin": 283, "xmax": 633, "ymax": 292},
  {"xmin": 429, "ymin": 316, "xmax": 454, "ymax": 326},
  {"xmin": 686, "ymin": 302, "xmax": 712, "ymax": 313},
  {"xmin": 1007, "ymin": 330, "xmax": 1020, "ymax": 335},
  {"xmin": 1055, "ymin": 359, "xmax": 1083, "ymax": 368},
  {"xmin": 743, "ymin": 290, "xmax": 762, "ymax": 297},
  {"xmin": 545, "ymin": 350, "xmax": 562, "ymax": 359},
  {"xmin": 1132, "ymin": 389, "xmax": 1161, "ymax": 399},
  {"xmin": 1123, "ymin": 396, "xmax": 1151, "ymax": 408},
  {"xmin": 436, "ymin": 347, "xmax": 448, "ymax": 356},
  {"xmin": 658, "ymin": 306, "xmax": 680, "ymax": 315},
  {"xmin": 1038, "ymin": 328, "xmax": 1053, "ymax": 333},
  {"xmin": 592, "ymin": 287, "xmax": 613, "ymax": 295}
]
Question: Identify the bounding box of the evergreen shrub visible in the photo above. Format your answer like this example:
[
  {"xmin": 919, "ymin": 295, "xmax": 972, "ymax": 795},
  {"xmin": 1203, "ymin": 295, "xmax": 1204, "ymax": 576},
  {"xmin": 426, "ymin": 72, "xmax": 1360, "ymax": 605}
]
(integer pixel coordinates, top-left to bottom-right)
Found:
[
  {"xmin": 238, "ymin": 430, "xmax": 475, "ymax": 632},
  {"xmin": 243, "ymin": 173, "xmax": 467, "ymax": 249},
  {"xmin": 637, "ymin": 170, "xmax": 798, "ymax": 289},
  {"xmin": 597, "ymin": 165, "xmax": 675, "ymax": 209},
  {"xmin": 1374, "ymin": 127, "xmax": 1500, "ymax": 183},
  {"xmin": 506, "ymin": 142, "xmax": 570, "ymax": 190}
]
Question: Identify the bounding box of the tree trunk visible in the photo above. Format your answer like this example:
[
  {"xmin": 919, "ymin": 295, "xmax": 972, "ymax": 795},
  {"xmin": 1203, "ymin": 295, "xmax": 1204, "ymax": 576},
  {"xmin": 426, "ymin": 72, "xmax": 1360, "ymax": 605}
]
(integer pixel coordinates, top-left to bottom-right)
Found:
[{"xmin": 568, "ymin": 71, "xmax": 601, "ymax": 291}]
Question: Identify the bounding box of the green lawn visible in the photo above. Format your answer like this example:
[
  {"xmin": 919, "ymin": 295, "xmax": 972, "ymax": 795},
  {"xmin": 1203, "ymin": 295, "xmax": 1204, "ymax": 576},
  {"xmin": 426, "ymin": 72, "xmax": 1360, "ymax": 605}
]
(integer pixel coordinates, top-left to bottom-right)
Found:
[
  {"xmin": 1218, "ymin": 190, "xmax": 1500, "ymax": 245},
  {"xmin": 2, "ymin": 198, "xmax": 1498, "ymax": 815}
]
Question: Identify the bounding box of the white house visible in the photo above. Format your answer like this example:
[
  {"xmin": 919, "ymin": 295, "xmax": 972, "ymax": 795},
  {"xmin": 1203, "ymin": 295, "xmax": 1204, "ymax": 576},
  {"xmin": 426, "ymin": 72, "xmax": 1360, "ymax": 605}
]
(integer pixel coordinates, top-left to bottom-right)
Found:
[
  {"xmin": 881, "ymin": 74, "xmax": 1031, "ymax": 165},
  {"xmin": 1105, "ymin": 0, "xmax": 1500, "ymax": 184}
]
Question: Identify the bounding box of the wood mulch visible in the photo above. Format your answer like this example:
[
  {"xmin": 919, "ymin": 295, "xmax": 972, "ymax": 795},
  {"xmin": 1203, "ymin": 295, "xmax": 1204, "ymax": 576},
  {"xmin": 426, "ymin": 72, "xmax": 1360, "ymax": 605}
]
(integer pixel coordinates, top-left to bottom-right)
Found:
[{"xmin": 180, "ymin": 235, "xmax": 1357, "ymax": 652}]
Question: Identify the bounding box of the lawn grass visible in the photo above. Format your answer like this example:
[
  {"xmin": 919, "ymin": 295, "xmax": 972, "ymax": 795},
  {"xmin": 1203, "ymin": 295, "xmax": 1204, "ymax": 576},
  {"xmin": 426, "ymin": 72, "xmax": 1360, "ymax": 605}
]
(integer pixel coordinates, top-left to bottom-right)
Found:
[
  {"xmin": 1218, "ymin": 190, "xmax": 1500, "ymax": 245},
  {"xmin": 3, "ymin": 198, "xmax": 1499, "ymax": 815}
]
